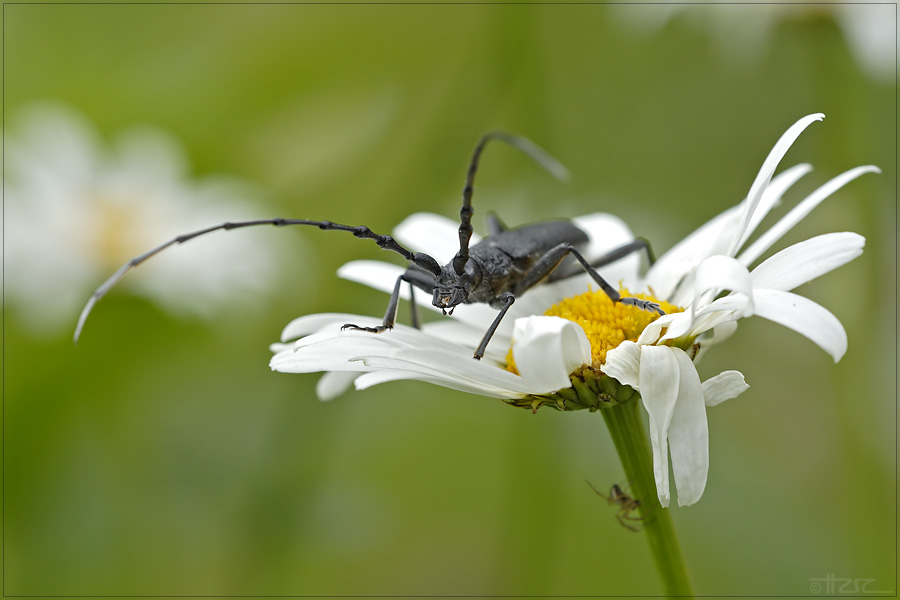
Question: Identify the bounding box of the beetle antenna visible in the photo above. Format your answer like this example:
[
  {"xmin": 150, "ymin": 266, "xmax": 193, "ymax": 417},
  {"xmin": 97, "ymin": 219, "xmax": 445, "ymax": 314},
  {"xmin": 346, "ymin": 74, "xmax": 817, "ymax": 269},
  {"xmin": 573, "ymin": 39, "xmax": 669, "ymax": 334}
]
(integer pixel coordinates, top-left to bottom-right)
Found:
[
  {"xmin": 73, "ymin": 218, "xmax": 441, "ymax": 344},
  {"xmin": 452, "ymin": 132, "xmax": 570, "ymax": 275}
]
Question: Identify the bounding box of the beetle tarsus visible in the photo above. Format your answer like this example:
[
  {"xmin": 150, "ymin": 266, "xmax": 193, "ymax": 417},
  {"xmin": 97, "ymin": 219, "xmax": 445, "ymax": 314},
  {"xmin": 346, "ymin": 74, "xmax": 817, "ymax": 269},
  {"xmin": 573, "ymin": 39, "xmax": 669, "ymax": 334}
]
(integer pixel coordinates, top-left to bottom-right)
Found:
[{"xmin": 619, "ymin": 297, "xmax": 665, "ymax": 316}]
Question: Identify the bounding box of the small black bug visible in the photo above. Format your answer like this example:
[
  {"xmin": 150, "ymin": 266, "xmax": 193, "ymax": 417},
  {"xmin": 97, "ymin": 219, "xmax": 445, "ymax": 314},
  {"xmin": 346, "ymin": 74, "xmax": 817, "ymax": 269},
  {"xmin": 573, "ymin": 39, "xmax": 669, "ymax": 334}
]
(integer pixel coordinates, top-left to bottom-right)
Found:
[{"xmin": 75, "ymin": 132, "xmax": 663, "ymax": 358}]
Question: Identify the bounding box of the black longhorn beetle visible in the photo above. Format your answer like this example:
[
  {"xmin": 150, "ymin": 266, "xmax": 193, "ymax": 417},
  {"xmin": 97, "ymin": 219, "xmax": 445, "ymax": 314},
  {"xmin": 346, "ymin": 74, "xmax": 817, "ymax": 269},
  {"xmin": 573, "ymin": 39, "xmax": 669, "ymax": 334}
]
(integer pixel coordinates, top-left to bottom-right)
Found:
[{"xmin": 74, "ymin": 132, "xmax": 663, "ymax": 359}]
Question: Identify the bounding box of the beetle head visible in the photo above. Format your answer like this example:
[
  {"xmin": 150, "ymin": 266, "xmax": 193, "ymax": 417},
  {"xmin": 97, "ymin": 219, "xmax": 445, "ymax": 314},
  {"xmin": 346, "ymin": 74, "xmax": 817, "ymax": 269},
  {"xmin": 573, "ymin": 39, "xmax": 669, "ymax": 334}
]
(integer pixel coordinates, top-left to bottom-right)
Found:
[{"xmin": 432, "ymin": 263, "xmax": 476, "ymax": 315}]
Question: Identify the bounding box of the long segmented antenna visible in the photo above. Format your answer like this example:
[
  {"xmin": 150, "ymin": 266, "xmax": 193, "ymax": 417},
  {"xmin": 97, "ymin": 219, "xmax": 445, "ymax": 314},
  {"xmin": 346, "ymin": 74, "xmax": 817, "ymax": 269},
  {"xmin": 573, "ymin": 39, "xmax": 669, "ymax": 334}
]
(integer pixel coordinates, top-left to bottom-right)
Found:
[
  {"xmin": 73, "ymin": 218, "xmax": 442, "ymax": 344},
  {"xmin": 452, "ymin": 132, "xmax": 570, "ymax": 275}
]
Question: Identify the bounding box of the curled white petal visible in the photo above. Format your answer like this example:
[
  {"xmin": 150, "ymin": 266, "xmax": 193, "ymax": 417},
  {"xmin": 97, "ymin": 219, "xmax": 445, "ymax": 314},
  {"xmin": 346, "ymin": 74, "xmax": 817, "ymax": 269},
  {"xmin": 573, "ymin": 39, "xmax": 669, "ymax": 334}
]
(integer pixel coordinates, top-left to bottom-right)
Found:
[
  {"xmin": 639, "ymin": 346, "xmax": 681, "ymax": 508},
  {"xmin": 728, "ymin": 113, "xmax": 825, "ymax": 257},
  {"xmin": 662, "ymin": 255, "xmax": 752, "ymax": 341},
  {"xmin": 738, "ymin": 165, "xmax": 880, "ymax": 266},
  {"xmin": 751, "ymin": 232, "xmax": 865, "ymax": 292},
  {"xmin": 668, "ymin": 349, "xmax": 709, "ymax": 507},
  {"xmin": 655, "ymin": 310, "xmax": 696, "ymax": 343},
  {"xmin": 694, "ymin": 255, "xmax": 753, "ymax": 306},
  {"xmin": 511, "ymin": 316, "xmax": 591, "ymax": 393},
  {"xmin": 602, "ymin": 340, "xmax": 642, "ymax": 389},
  {"xmin": 734, "ymin": 163, "xmax": 814, "ymax": 253},
  {"xmin": 701, "ymin": 370, "xmax": 749, "ymax": 407},
  {"xmin": 753, "ymin": 289, "xmax": 848, "ymax": 362},
  {"xmin": 687, "ymin": 300, "xmax": 745, "ymax": 339},
  {"xmin": 636, "ymin": 313, "xmax": 677, "ymax": 345}
]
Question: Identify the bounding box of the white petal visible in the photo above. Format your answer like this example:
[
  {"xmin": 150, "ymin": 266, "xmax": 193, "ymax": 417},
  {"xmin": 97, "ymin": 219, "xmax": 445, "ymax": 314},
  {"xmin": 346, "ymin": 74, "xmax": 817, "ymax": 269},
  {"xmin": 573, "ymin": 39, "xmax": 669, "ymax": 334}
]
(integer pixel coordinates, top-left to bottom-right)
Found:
[
  {"xmin": 281, "ymin": 312, "xmax": 383, "ymax": 342},
  {"xmin": 278, "ymin": 318, "xmax": 539, "ymax": 397},
  {"xmin": 750, "ymin": 232, "xmax": 865, "ymax": 292},
  {"xmin": 753, "ymin": 289, "xmax": 848, "ymax": 362},
  {"xmin": 353, "ymin": 364, "xmax": 514, "ymax": 399},
  {"xmin": 422, "ymin": 320, "xmax": 509, "ymax": 363},
  {"xmin": 645, "ymin": 206, "xmax": 741, "ymax": 302},
  {"xmin": 661, "ymin": 256, "xmax": 752, "ymax": 341},
  {"xmin": 639, "ymin": 346, "xmax": 681, "ymax": 507},
  {"xmin": 694, "ymin": 294, "xmax": 751, "ymax": 318},
  {"xmin": 656, "ymin": 310, "xmax": 697, "ymax": 343},
  {"xmin": 733, "ymin": 163, "xmax": 814, "ymax": 253},
  {"xmin": 677, "ymin": 293, "xmax": 753, "ymax": 342},
  {"xmin": 694, "ymin": 255, "xmax": 753, "ymax": 303},
  {"xmin": 698, "ymin": 320, "xmax": 738, "ymax": 348},
  {"xmin": 636, "ymin": 313, "xmax": 678, "ymax": 345},
  {"xmin": 316, "ymin": 371, "xmax": 358, "ymax": 401},
  {"xmin": 572, "ymin": 212, "xmax": 639, "ymax": 264},
  {"xmin": 511, "ymin": 317, "xmax": 591, "ymax": 392},
  {"xmin": 353, "ymin": 370, "xmax": 416, "ymax": 390},
  {"xmin": 602, "ymin": 340, "xmax": 642, "ymax": 389},
  {"xmin": 727, "ymin": 113, "xmax": 825, "ymax": 256},
  {"xmin": 738, "ymin": 165, "xmax": 880, "ymax": 266},
  {"xmin": 337, "ymin": 260, "xmax": 419, "ymax": 301},
  {"xmin": 668, "ymin": 349, "xmax": 709, "ymax": 507},
  {"xmin": 687, "ymin": 297, "xmax": 747, "ymax": 338},
  {"xmin": 393, "ymin": 212, "xmax": 480, "ymax": 263},
  {"xmin": 273, "ymin": 334, "xmax": 393, "ymax": 373},
  {"xmin": 354, "ymin": 349, "xmax": 536, "ymax": 396},
  {"xmin": 702, "ymin": 370, "xmax": 749, "ymax": 407}
]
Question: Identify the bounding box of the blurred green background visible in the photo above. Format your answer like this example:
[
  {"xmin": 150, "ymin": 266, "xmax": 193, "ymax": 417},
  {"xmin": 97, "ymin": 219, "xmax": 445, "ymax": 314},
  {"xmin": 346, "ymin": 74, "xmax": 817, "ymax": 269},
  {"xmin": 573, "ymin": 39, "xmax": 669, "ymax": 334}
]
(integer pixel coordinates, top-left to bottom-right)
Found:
[{"xmin": 3, "ymin": 3, "xmax": 895, "ymax": 596}]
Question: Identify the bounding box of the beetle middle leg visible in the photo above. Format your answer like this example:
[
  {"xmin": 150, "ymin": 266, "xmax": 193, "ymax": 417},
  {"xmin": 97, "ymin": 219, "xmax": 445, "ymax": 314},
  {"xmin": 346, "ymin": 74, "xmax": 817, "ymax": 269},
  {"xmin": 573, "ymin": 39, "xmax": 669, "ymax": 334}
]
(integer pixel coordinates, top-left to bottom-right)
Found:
[
  {"xmin": 516, "ymin": 243, "xmax": 664, "ymax": 315},
  {"xmin": 472, "ymin": 293, "xmax": 516, "ymax": 360}
]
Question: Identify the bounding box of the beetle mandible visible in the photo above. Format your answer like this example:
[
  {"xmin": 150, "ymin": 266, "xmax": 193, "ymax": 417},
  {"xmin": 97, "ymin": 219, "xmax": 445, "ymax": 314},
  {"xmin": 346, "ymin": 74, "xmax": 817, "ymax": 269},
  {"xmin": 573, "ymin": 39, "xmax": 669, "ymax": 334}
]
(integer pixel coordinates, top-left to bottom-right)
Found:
[{"xmin": 74, "ymin": 132, "xmax": 663, "ymax": 359}]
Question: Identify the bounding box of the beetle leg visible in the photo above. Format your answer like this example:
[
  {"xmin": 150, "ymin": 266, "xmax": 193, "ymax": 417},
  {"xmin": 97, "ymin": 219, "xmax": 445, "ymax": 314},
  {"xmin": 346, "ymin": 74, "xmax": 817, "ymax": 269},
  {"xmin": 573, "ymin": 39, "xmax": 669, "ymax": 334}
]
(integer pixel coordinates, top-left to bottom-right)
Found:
[
  {"xmin": 343, "ymin": 265, "xmax": 434, "ymax": 333},
  {"xmin": 517, "ymin": 243, "xmax": 664, "ymax": 315},
  {"xmin": 473, "ymin": 293, "xmax": 516, "ymax": 360},
  {"xmin": 547, "ymin": 237, "xmax": 656, "ymax": 282},
  {"xmin": 407, "ymin": 280, "xmax": 420, "ymax": 329},
  {"xmin": 343, "ymin": 274, "xmax": 407, "ymax": 333}
]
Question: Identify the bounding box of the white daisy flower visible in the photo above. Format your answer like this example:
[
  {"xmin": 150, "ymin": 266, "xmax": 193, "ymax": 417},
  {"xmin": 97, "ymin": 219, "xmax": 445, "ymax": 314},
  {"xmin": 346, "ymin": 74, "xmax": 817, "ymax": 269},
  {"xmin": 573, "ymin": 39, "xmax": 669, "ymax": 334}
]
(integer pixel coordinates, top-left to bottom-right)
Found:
[
  {"xmin": 4, "ymin": 102, "xmax": 281, "ymax": 336},
  {"xmin": 271, "ymin": 113, "xmax": 876, "ymax": 508}
]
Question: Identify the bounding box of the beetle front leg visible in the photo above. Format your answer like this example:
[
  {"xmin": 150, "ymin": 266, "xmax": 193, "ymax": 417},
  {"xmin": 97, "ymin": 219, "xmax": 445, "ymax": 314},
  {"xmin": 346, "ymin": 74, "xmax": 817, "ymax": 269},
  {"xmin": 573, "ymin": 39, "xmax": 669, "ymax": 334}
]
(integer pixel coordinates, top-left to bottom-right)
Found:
[
  {"xmin": 342, "ymin": 274, "xmax": 407, "ymax": 333},
  {"xmin": 473, "ymin": 293, "xmax": 516, "ymax": 360}
]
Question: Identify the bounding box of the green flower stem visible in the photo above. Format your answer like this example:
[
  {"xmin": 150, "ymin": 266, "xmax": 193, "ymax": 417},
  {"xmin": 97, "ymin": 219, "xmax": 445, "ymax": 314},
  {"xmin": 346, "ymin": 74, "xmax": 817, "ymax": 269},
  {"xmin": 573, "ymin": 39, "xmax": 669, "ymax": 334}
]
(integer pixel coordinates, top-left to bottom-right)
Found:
[{"xmin": 600, "ymin": 396, "xmax": 695, "ymax": 598}]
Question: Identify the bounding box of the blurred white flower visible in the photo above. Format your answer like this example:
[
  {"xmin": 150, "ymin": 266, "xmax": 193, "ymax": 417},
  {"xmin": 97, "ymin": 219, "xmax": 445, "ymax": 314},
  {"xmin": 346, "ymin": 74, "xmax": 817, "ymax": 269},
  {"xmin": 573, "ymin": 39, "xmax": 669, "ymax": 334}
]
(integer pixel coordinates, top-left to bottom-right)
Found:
[
  {"xmin": 270, "ymin": 113, "xmax": 875, "ymax": 507},
  {"xmin": 612, "ymin": 2, "xmax": 895, "ymax": 82},
  {"xmin": 4, "ymin": 102, "xmax": 282, "ymax": 336}
]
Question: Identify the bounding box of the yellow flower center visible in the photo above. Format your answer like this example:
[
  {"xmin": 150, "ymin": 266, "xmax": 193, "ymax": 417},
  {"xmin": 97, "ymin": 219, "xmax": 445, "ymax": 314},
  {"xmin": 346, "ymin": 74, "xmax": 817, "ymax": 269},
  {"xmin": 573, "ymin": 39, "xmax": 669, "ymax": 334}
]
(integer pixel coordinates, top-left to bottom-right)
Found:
[{"xmin": 507, "ymin": 287, "xmax": 683, "ymax": 372}]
